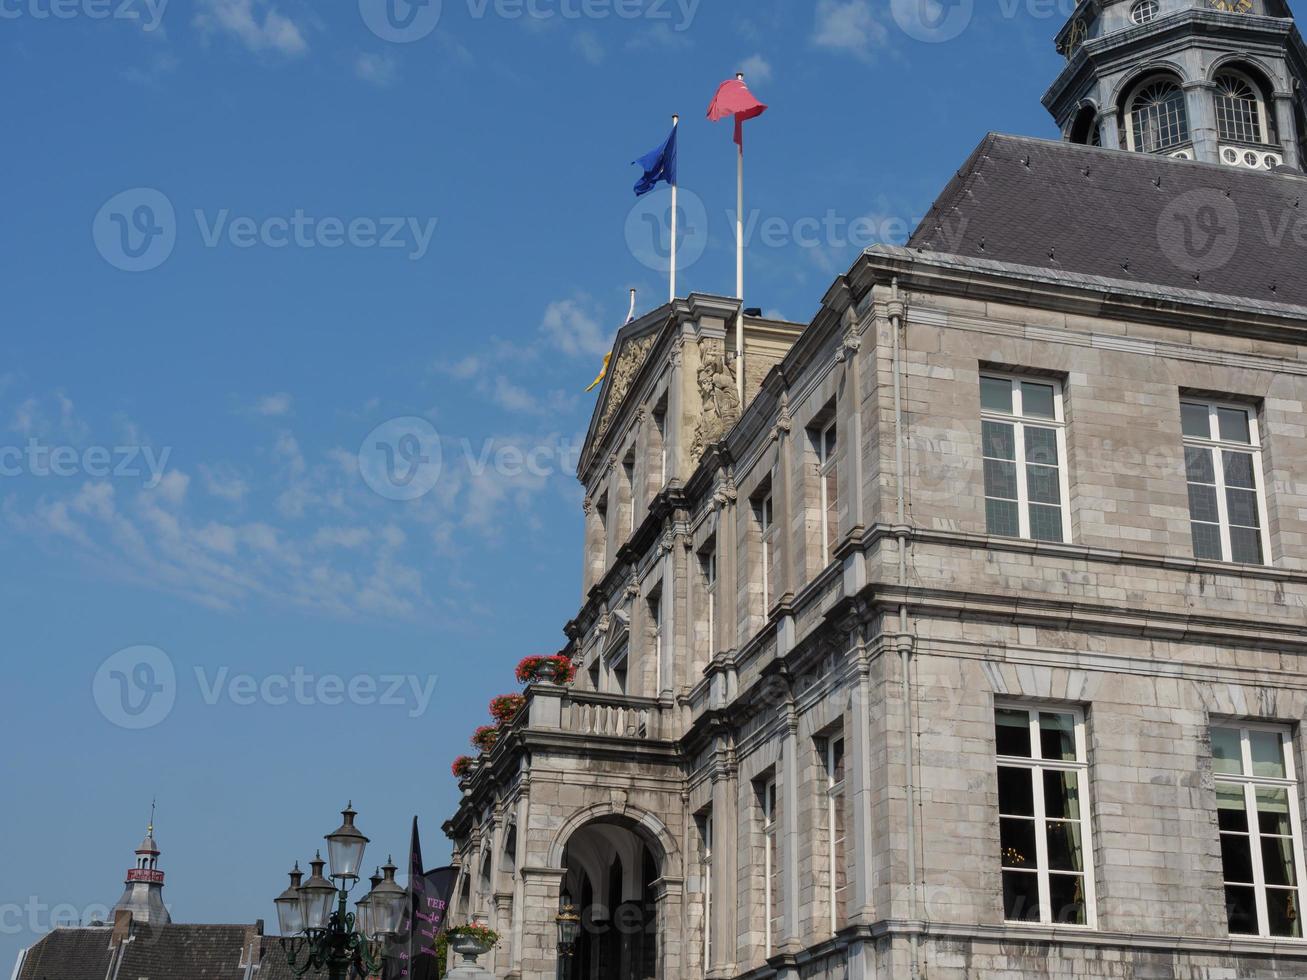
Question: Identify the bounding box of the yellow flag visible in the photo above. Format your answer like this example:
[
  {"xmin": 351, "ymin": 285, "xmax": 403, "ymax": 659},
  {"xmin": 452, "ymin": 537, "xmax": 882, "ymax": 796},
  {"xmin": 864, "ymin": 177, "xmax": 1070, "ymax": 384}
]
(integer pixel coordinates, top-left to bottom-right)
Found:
[{"xmin": 585, "ymin": 352, "xmax": 612, "ymax": 393}]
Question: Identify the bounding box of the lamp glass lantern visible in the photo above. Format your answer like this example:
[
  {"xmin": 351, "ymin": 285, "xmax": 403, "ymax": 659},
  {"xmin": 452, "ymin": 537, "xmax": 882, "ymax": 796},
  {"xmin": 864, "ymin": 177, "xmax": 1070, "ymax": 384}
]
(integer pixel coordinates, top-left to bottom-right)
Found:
[
  {"xmin": 274, "ymin": 864, "xmax": 305, "ymax": 937},
  {"xmin": 325, "ymin": 802, "xmax": 370, "ymax": 881},
  {"xmin": 368, "ymin": 858, "xmax": 407, "ymax": 937},
  {"xmin": 556, "ymin": 901, "xmax": 582, "ymax": 949},
  {"xmin": 298, "ymin": 853, "xmax": 337, "ymax": 931}
]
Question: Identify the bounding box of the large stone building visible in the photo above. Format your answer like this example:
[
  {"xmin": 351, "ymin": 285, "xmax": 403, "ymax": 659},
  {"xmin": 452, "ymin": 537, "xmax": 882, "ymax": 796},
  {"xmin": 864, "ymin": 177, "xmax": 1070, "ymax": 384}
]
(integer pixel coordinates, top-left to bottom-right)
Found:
[{"xmin": 444, "ymin": 1, "xmax": 1307, "ymax": 977}]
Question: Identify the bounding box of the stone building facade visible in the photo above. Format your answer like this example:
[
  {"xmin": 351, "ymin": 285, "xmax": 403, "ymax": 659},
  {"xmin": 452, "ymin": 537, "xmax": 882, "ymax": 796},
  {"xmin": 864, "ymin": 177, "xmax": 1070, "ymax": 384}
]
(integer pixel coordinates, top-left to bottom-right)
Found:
[{"xmin": 444, "ymin": 6, "xmax": 1307, "ymax": 979}]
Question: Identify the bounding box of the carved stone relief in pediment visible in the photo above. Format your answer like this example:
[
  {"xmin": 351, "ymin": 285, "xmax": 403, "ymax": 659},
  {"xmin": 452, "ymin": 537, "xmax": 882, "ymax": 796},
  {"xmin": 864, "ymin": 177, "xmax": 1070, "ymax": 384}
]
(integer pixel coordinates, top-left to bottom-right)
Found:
[{"xmin": 596, "ymin": 334, "xmax": 656, "ymax": 442}]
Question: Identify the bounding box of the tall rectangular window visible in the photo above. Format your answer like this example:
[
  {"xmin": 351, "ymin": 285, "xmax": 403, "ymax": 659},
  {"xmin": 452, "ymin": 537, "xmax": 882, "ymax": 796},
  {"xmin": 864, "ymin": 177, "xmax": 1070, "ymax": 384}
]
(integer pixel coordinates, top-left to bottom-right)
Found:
[
  {"xmin": 981, "ymin": 374, "xmax": 1070, "ymax": 543},
  {"xmin": 995, "ymin": 704, "xmax": 1095, "ymax": 926},
  {"xmin": 757, "ymin": 488, "xmax": 777, "ymax": 609},
  {"xmin": 699, "ymin": 811, "xmax": 713, "ymax": 971},
  {"xmin": 1212, "ymin": 724, "xmax": 1305, "ymax": 938},
  {"xmin": 823, "ymin": 735, "xmax": 848, "ymax": 934},
  {"xmin": 649, "ymin": 591, "xmax": 663, "ymax": 696},
  {"xmin": 700, "ymin": 543, "xmax": 717, "ymax": 657},
  {"xmin": 761, "ymin": 777, "xmax": 780, "ymax": 955},
  {"xmin": 654, "ymin": 406, "xmax": 668, "ymax": 488},
  {"xmin": 816, "ymin": 419, "xmax": 839, "ymax": 564},
  {"xmin": 623, "ymin": 453, "xmax": 637, "ymax": 536},
  {"xmin": 1182, "ymin": 400, "xmax": 1269, "ymax": 565}
]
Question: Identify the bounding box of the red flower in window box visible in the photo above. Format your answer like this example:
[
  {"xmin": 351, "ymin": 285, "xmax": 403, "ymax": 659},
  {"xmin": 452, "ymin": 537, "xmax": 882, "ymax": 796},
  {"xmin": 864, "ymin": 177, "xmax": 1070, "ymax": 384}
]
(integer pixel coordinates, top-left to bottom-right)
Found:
[
  {"xmin": 489, "ymin": 694, "xmax": 527, "ymax": 725},
  {"xmin": 451, "ymin": 755, "xmax": 476, "ymax": 779},
  {"xmin": 471, "ymin": 725, "xmax": 500, "ymax": 752},
  {"xmin": 515, "ymin": 655, "xmax": 577, "ymax": 686}
]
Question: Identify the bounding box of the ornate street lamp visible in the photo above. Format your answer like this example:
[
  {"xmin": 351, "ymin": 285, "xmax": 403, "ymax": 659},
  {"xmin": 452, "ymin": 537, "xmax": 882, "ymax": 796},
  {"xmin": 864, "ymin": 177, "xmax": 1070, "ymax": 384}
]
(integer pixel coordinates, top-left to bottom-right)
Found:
[
  {"xmin": 275, "ymin": 804, "xmax": 401, "ymax": 980},
  {"xmin": 555, "ymin": 895, "xmax": 582, "ymax": 970}
]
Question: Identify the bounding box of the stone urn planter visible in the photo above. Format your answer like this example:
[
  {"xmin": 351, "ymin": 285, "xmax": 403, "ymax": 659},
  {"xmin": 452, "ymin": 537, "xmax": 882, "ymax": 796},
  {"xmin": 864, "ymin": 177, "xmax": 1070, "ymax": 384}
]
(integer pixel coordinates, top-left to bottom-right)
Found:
[{"xmin": 445, "ymin": 926, "xmax": 499, "ymax": 979}]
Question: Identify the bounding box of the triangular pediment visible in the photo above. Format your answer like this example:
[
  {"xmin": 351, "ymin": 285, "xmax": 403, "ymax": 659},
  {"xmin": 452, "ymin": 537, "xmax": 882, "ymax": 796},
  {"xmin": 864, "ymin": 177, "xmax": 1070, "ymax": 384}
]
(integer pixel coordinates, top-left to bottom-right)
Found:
[{"xmin": 579, "ymin": 306, "xmax": 671, "ymax": 476}]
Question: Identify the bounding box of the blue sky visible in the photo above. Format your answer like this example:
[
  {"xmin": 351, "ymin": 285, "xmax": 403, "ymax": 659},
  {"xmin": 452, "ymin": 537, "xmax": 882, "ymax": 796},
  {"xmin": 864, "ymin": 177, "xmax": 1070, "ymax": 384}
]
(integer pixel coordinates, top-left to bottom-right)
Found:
[{"xmin": 0, "ymin": 0, "xmax": 1068, "ymax": 963}]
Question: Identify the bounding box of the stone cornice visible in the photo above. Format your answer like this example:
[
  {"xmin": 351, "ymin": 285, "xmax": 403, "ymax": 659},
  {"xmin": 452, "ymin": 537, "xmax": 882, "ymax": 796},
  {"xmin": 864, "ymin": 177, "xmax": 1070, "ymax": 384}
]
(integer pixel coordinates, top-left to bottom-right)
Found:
[{"xmin": 857, "ymin": 246, "xmax": 1307, "ymax": 345}]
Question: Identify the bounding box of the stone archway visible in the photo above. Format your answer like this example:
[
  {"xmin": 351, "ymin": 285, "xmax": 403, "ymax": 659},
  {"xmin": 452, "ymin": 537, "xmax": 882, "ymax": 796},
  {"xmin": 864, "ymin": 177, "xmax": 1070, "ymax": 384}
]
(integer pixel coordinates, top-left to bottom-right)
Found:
[{"xmin": 551, "ymin": 807, "xmax": 679, "ymax": 980}]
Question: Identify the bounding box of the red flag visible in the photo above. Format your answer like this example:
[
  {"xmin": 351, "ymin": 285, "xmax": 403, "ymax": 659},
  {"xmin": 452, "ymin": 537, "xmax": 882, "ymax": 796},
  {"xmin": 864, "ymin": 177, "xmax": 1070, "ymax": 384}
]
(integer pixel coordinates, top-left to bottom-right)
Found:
[{"xmin": 707, "ymin": 77, "xmax": 768, "ymax": 147}]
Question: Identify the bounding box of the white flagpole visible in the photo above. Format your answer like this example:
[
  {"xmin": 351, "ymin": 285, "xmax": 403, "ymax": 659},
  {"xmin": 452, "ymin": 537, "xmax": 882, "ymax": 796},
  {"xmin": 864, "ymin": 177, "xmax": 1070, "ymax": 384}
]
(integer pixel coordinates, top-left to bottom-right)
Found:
[
  {"xmin": 670, "ymin": 113, "xmax": 679, "ymax": 304},
  {"xmin": 735, "ymin": 73, "xmax": 746, "ymax": 401},
  {"xmin": 627, "ymin": 288, "xmax": 637, "ymax": 323}
]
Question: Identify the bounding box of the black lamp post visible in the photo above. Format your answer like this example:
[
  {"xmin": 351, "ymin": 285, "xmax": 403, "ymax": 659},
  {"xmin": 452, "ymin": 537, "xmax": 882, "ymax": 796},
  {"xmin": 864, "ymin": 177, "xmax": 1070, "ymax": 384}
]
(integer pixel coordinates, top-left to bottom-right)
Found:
[{"xmin": 274, "ymin": 804, "xmax": 405, "ymax": 980}]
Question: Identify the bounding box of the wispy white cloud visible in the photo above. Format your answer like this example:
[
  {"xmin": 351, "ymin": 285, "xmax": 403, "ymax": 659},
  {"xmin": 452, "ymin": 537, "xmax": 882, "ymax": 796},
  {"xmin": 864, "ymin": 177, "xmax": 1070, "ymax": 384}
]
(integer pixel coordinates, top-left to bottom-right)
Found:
[
  {"xmin": 199, "ymin": 463, "xmax": 249, "ymax": 503},
  {"xmin": 738, "ymin": 53, "xmax": 774, "ymax": 84},
  {"xmin": 194, "ymin": 0, "xmax": 308, "ymax": 57},
  {"xmin": 250, "ymin": 392, "xmax": 293, "ymax": 417},
  {"xmin": 572, "ymin": 30, "xmax": 606, "ymax": 65},
  {"xmin": 812, "ymin": 0, "xmax": 888, "ymax": 60},
  {"xmin": 541, "ymin": 295, "xmax": 611, "ymax": 360},
  {"xmin": 355, "ymin": 51, "xmax": 398, "ymax": 87}
]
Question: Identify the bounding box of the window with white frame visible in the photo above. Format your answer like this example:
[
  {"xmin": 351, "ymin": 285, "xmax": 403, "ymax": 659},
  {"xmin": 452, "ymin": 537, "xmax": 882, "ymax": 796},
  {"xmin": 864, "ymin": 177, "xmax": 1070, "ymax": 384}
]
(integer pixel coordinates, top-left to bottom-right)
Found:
[
  {"xmin": 1128, "ymin": 77, "xmax": 1190, "ymax": 152},
  {"xmin": 995, "ymin": 705, "xmax": 1095, "ymax": 926},
  {"xmin": 1215, "ymin": 71, "xmax": 1267, "ymax": 145},
  {"xmin": 814, "ymin": 418, "xmax": 839, "ymax": 565},
  {"xmin": 1130, "ymin": 0, "xmax": 1159, "ymax": 24},
  {"xmin": 761, "ymin": 776, "xmax": 780, "ymax": 954},
  {"xmin": 700, "ymin": 542, "xmax": 717, "ymax": 657},
  {"xmin": 699, "ymin": 811, "xmax": 713, "ymax": 971},
  {"xmin": 823, "ymin": 735, "xmax": 848, "ymax": 934},
  {"xmin": 1212, "ymin": 724, "xmax": 1305, "ymax": 939},
  {"xmin": 756, "ymin": 486, "xmax": 777, "ymax": 609},
  {"xmin": 1181, "ymin": 399, "xmax": 1269, "ymax": 565},
  {"xmin": 981, "ymin": 374, "xmax": 1071, "ymax": 543}
]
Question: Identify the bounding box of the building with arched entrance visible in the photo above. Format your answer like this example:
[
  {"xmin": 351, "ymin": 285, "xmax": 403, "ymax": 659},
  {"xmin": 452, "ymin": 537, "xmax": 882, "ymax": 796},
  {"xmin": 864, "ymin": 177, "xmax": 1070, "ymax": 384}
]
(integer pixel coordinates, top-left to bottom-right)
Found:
[{"xmin": 445, "ymin": 3, "xmax": 1307, "ymax": 977}]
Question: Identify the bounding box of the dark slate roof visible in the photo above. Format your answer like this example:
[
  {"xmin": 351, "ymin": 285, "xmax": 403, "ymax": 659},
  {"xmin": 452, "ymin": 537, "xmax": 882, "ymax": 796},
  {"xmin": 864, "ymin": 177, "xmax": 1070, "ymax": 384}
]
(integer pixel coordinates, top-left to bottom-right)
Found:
[
  {"xmin": 13, "ymin": 928, "xmax": 114, "ymax": 980},
  {"xmin": 908, "ymin": 133, "xmax": 1307, "ymax": 308},
  {"xmin": 113, "ymin": 924, "xmax": 254, "ymax": 980}
]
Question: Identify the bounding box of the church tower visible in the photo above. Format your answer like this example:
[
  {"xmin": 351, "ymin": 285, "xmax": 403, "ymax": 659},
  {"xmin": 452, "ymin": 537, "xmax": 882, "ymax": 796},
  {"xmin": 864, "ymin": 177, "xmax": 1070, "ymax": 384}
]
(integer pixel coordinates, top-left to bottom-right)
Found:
[
  {"xmin": 1044, "ymin": 0, "xmax": 1307, "ymax": 169},
  {"xmin": 111, "ymin": 810, "xmax": 171, "ymax": 926}
]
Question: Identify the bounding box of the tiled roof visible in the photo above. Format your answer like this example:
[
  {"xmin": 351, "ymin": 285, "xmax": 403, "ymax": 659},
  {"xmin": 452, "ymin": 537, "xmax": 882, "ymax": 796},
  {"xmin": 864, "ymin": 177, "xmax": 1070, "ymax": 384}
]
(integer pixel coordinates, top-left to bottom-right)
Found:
[
  {"xmin": 113, "ymin": 924, "xmax": 254, "ymax": 980},
  {"xmin": 15, "ymin": 925, "xmax": 344, "ymax": 980},
  {"xmin": 908, "ymin": 133, "xmax": 1307, "ymax": 308},
  {"xmin": 13, "ymin": 928, "xmax": 114, "ymax": 980}
]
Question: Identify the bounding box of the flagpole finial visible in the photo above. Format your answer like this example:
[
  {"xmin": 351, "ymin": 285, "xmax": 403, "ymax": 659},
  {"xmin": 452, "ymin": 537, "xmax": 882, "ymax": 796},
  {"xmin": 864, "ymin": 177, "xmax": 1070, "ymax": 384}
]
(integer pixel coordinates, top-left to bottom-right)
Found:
[{"xmin": 672, "ymin": 113, "xmax": 679, "ymax": 125}]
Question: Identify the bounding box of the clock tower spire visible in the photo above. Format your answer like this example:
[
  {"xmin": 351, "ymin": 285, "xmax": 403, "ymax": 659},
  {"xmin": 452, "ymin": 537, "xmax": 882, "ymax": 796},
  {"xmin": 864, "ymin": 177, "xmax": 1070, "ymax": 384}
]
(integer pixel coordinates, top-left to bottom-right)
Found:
[{"xmin": 1043, "ymin": 0, "xmax": 1307, "ymax": 169}]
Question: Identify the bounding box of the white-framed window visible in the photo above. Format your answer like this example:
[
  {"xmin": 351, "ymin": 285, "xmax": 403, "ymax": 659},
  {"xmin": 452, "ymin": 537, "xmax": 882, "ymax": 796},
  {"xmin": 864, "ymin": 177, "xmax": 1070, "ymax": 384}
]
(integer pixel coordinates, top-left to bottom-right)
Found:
[
  {"xmin": 1128, "ymin": 76, "xmax": 1191, "ymax": 152},
  {"xmin": 1181, "ymin": 399, "xmax": 1269, "ymax": 565},
  {"xmin": 756, "ymin": 487, "xmax": 777, "ymax": 609},
  {"xmin": 815, "ymin": 418, "xmax": 839, "ymax": 565},
  {"xmin": 700, "ymin": 543, "xmax": 718, "ymax": 657},
  {"xmin": 822, "ymin": 735, "xmax": 848, "ymax": 935},
  {"xmin": 700, "ymin": 811, "xmax": 714, "ymax": 971},
  {"xmin": 761, "ymin": 777, "xmax": 780, "ymax": 955},
  {"xmin": 981, "ymin": 374, "xmax": 1071, "ymax": 543},
  {"xmin": 1215, "ymin": 71, "xmax": 1268, "ymax": 145},
  {"xmin": 1212, "ymin": 724, "xmax": 1306, "ymax": 939},
  {"xmin": 995, "ymin": 704, "xmax": 1096, "ymax": 927},
  {"xmin": 1130, "ymin": 0, "xmax": 1159, "ymax": 25}
]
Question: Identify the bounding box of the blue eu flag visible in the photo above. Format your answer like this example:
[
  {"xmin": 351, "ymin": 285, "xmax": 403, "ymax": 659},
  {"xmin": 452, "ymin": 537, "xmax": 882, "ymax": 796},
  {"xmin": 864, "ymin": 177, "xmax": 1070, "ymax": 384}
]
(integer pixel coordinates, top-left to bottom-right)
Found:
[{"xmin": 632, "ymin": 124, "xmax": 678, "ymax": 197}]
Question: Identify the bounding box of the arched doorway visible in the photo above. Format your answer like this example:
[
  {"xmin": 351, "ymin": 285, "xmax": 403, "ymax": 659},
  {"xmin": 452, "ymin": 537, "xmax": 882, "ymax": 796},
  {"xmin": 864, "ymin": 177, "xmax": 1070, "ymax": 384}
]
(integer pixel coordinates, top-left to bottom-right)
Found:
[{"xmin": 560, "ymin": 816, "xmax": 663, "ymax": 980}]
